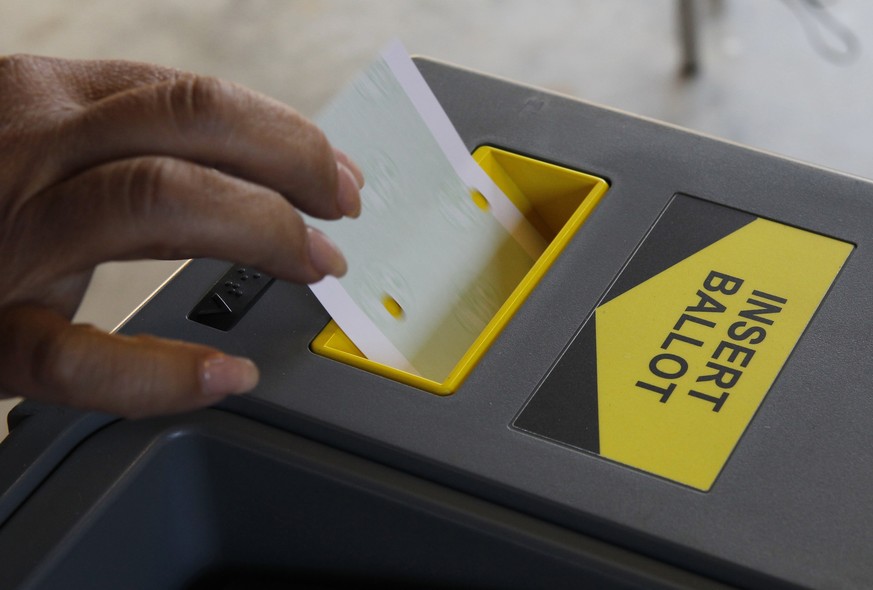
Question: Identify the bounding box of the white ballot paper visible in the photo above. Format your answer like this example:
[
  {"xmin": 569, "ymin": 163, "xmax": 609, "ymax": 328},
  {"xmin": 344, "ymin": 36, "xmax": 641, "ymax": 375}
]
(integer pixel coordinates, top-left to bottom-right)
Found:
[{"xmin": 307, "ymin": 41, "xmax": 547, "ymax": 382}]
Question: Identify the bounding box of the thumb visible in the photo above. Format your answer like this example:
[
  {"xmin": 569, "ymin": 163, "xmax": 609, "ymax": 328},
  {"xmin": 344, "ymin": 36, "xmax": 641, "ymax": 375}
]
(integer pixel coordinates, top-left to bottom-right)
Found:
[{"xmin": 0, "ymin": 304, "xmax": 258, "ymax": 418}]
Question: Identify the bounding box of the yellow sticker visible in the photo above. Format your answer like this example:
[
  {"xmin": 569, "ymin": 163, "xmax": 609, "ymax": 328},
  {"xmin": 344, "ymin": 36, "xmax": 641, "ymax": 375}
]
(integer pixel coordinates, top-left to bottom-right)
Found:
[{"xmin": 514, "ymin": 196, "xmax": 853, "ymax": 490}]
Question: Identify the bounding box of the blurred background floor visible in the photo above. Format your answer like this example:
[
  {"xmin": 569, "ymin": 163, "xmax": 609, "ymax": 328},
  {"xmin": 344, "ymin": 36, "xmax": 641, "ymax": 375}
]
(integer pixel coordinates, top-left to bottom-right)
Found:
[{"xmin": 1, "ymin": 0, "xmax": 871, "ymax": 436}]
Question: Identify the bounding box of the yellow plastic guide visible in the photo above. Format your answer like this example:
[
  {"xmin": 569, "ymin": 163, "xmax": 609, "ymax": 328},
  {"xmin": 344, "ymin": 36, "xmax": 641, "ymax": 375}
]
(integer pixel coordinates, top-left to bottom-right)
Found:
[{"xmin": 310, "ymin": 146, "xmax": 609, "ymax": 394}]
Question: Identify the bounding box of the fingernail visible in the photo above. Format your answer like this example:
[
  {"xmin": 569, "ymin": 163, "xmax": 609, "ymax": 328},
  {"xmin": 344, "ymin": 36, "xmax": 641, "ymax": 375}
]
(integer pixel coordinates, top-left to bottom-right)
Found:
[
  {"xmin": 334, "ymin": 147, "xmax": 364, "ymax": 188},
  {"xmin": 307, "ymin": 227, "xmax": 348, "ymax": 278},
  {"xmin": 200, "ymin": 355, "xmax": 259, "ymax": 397},
  {"xmin": 337, "ymin": 162, "xmax": 362, "ymax": 218}
]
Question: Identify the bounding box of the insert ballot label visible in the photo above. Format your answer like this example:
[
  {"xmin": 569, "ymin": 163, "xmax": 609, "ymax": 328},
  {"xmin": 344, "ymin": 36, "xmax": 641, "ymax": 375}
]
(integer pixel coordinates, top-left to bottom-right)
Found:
[{"xmin": 514, "ymin": 195, "xmax": 853, "ymax": 490}]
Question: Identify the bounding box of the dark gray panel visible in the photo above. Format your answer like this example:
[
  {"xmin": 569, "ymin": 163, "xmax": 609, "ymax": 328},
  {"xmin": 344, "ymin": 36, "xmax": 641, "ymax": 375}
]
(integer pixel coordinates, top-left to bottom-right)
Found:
[
  {"xmin": 0, "ymin": 412, "xmax": 726, "ymax": 590},
  {"xmin": 110, "ymin": 59, "xmax": 873, "ymax": 589}
]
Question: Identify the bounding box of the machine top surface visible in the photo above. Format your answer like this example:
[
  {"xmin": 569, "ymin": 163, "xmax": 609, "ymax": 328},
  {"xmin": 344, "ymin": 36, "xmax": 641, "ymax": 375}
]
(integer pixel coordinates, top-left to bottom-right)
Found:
[{"xmin": 123, "ymin": 59, "xmax": 873, "ymax": 589}]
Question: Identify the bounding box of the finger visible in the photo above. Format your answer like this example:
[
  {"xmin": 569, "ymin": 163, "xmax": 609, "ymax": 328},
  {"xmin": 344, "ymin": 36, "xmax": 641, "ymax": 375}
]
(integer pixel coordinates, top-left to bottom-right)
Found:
[
  {"xmin": 0, "ymin": 54, "xmax": 184, "ymax": 104},
  {"xmin": 28, "ymin": 156, "xmax": 347, "ymax": 284},
  {"xmin": 56, "ymin": 58, "xmax": 185, "ymax": 103},
  {"xmin": 58, "ymin": 73, "xmax": 362, "ymax": 221},
  {"xmin": 0, "ymin": 304, "xmax": 259, "ymax": 418}
]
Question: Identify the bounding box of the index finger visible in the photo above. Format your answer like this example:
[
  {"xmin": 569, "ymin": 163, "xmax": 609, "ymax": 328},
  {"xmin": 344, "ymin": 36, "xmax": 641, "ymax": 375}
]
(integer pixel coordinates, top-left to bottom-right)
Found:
[
  {"xmin": 57, "ymin": 72, "xmax": 361, "ymax": 221},
  {"xmin": 49, "ymin": 55, "xmax": 185, "ymax": 103}
]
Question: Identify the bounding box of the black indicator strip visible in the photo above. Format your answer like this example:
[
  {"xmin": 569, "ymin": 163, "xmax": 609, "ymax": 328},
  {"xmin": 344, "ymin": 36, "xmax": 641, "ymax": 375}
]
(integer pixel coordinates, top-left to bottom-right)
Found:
[{"xmin": 188, "ymin": 265, "xmax": 274, "ymax": 331}]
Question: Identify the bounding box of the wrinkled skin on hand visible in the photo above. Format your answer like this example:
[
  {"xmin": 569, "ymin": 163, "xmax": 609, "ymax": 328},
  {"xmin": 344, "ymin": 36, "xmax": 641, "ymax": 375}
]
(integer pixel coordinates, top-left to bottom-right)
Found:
[{"xmin": 0, "ymin": 55, "xmax": 362, "ymax": 418}]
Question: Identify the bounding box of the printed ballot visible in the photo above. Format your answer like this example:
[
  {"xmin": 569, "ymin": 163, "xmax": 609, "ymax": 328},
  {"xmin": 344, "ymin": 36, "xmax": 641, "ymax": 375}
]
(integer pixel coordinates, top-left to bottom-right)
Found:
[{"xmin": 307, "ymin": 41, "xmax": 546, "ymax": 382}]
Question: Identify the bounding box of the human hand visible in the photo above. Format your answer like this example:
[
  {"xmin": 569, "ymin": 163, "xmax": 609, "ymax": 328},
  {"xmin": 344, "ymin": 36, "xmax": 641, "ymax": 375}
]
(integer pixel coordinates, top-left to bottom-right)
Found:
[{"xmin": 0, "ymin": 55, "xmax": 363, "ymax": 418}]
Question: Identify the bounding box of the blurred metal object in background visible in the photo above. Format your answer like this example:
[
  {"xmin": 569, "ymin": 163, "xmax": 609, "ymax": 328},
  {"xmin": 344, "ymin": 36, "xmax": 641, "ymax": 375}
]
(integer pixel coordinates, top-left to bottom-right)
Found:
[{"xmin": 678, "ymin": 0, "xmax": 700, "ymax": 76}]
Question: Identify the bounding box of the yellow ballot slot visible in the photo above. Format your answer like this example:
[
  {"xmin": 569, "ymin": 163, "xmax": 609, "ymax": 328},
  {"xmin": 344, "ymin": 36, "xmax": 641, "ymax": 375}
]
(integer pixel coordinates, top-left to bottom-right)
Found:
[{"xmin": 311, "ymin": 146, "xmax": 610, "ymax": 394}]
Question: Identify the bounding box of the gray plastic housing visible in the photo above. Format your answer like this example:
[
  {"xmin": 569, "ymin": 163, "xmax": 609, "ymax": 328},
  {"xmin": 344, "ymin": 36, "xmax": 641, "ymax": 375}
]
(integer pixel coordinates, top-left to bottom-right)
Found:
[
  {"xmin": 120, "ymin": 58, "xmax": 873, "ymax": 588},
  {"xmin": 119, "ymin": 58, "xmax": 873, "ymax": 589}
]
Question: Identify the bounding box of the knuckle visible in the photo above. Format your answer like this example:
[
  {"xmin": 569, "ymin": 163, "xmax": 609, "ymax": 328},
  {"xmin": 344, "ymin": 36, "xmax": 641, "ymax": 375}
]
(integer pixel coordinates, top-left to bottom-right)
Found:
[
  {"xmin": 117, "ymin": 157, "xmax": 180, "ymax": 221},
  {"xmin": 166, "ymin": 75, "xmax": 234, "ymax": 134},
  {"xmin": 114, "ymin": 158, "xmax": 203, "ymax": 259}
]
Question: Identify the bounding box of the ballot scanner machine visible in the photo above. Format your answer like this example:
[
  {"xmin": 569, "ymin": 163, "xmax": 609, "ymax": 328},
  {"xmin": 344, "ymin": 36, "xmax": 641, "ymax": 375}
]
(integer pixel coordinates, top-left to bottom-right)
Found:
[{"xmin": 0, "ymin": 58, "xmax": 870, "ymax": 590}]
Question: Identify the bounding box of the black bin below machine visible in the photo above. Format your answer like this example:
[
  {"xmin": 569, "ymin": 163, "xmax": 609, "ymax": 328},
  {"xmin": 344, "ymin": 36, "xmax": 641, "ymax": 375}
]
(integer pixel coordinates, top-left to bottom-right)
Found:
[{"xmin": 0, "ymin": 407, "xmax": 715, "ymax": 590}]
